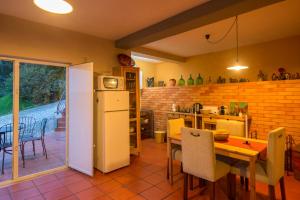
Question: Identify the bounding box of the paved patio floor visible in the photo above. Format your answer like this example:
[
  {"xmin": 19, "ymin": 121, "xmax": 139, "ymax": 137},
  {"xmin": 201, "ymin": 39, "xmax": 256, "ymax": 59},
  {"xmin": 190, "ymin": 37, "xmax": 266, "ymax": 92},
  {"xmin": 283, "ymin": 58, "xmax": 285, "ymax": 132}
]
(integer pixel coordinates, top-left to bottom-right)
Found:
[{"xmin": 0, "ymin": 131, "xmax": 65, "ymax": 182}]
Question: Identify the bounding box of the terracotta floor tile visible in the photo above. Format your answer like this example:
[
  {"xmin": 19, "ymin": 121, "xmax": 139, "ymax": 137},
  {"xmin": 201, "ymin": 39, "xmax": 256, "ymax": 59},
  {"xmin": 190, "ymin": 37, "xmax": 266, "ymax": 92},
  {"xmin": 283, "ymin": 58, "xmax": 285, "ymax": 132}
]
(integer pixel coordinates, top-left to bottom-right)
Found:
[
  {"xmin": 2, "ymin": 139, "xmax": 300, "ymax": 200},
  {"xmin": 143, "ymin": 174, "xmax": 164, "ymax": 185},
  {"xmin": 10, "ymin": 187, "xmax": 40, "ymax": 200},
  {"xmin": 33, "ymin": 174, "xmax": 58, "ymax": 186},
  {"xmin": 128, "ymin": 195, "xmax": 146, "ymax": 200},
  {"xmin": 114, "ymin": 174, "xmax": 139, "ymax": 185},
  {"xmin": 29, "ymin": 194, "xmax": 45, "ymax": 200},
  {"xmin": 61, "ymin": 195, "xmax": 79, "ymax": 200},
  {"xmin": 43, "ymin": 187, "xmax": 73, "ymax": 200},
  {"xmin": 55, "ymin": 170, "xmax": 77, "ymax": 180},
  {"xmin": 0, "ymin": 187, "xmax": 9, "ymax": 196},
  {"xmin": 8, "ymin": 180, "xmax": 35, "ymax": 193},
  {"xmin": 59, "ymin": 174, "xmax": 86, "ymax": 186},
  {"xmin": 94, "ymin": 195, "xmax": 113, "ymax": 200},
  {"xmin": 0, "ymin": 194, "xmax": 11, "ymax": 200},
  {"xmin": 140, "ymin": 186, "xmax": 169, "ymax": 200},
  {"xmin": 88, "ymin": 174, "xmax": 112, "ymax": 186},
  {"xmin": 66, "ymin": 179, "xmax": 93, "ymax": 193},
  {"xmin": 155, "ymin": 180, "xmax": 181, "ymax": 194},
  {"xmin": 96, "ymin": 180, "xmax": 122, "ymax": 193},
  {"xmin": 75, "ymin": 186, "xmax": 105, "ymax": 200},
  {"xmin": 108, "ymin": 187, "xmax": 136, "ymax": 200},
  {"xmin": 125, "ymin": 180, "xmax": 152, "ymax": 194},
  {"xmin": 37, "ymin": 179, "xmax": 64, "ymax": 193}
]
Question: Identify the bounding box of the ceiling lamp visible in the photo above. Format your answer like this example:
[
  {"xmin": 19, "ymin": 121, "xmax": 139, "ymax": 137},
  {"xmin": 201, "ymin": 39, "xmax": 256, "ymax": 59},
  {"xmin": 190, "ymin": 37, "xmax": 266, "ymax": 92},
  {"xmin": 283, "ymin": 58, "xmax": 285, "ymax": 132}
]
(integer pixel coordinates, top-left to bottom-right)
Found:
[
  {"xmin": 34, "ymin": 0, "xmax": 73, "ymax": 14},
  {"xmin": 227, "ymin": 16, "xmax": 248, "ymax": 71}
]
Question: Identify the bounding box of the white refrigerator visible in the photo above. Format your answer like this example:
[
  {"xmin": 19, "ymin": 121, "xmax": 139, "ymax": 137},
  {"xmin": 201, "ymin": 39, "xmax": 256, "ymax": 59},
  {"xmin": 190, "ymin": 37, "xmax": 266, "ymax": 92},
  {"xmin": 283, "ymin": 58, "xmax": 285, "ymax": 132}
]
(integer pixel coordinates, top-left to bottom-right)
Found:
[{"xmin": 94, "ymin": 90, "xmax": 130, "ymax": 173}]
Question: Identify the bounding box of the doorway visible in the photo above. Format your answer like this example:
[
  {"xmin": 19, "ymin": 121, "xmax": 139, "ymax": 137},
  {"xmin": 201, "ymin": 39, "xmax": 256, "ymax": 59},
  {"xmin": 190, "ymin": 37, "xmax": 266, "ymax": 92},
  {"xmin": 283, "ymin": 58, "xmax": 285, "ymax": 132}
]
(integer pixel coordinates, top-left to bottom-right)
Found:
[{"xmin": 0, "ymin": 58, "xmax": 67, "ymax": 184}]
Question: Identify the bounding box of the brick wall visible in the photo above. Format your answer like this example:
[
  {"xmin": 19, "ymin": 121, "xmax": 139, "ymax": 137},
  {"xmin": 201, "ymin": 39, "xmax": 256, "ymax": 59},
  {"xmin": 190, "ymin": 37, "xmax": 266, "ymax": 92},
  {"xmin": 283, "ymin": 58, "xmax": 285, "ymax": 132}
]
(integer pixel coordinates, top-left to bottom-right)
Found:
[{"xmin": 141, "ymin": 80, "xmax": 300, "ymax": 143}]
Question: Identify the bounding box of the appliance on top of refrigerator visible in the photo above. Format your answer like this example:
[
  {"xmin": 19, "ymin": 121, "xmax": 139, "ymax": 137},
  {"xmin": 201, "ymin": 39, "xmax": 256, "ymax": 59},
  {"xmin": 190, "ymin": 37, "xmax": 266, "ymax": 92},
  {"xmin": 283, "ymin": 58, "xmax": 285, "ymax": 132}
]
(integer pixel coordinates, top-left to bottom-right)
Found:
[{"xmin": 94, "ymin": 76, "xmax": 129, "ymax": 173}]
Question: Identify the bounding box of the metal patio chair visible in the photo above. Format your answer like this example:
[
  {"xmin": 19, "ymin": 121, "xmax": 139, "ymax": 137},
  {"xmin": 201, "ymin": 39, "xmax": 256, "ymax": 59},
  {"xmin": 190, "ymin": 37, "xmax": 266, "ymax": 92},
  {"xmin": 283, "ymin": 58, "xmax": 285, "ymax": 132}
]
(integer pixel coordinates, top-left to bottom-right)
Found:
[{"xmin": 0, "ymin": 123, "xmax": 25, "ymax": 174}]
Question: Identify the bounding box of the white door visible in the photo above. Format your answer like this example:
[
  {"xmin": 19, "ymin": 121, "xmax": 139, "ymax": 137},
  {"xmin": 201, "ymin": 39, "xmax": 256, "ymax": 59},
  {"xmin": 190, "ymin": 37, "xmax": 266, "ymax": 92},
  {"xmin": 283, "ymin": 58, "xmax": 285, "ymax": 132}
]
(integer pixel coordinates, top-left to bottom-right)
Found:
[{"xmin": 68, "ymin": 62, "xmax": 94, "ymax": 176}]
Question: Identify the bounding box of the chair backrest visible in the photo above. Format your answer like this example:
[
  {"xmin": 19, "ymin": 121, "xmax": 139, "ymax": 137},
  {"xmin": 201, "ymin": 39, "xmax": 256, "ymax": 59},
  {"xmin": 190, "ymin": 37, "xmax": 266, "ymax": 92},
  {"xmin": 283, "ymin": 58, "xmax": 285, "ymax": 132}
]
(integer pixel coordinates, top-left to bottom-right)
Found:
[
  {"xmin": 216, "ymin": 119, "xmax": 245, "ymax": 137},
  {"xmin": 266, "ymin": 127, "xmax": 286, "ymax": 185},
  {"xmin": 19, "ymin": 116, "xmax": 36, "ymax": 136},
  {"xmin": 181, "ymin": 127, "xmax": 216, "ymax": 182},
  {"xmin": 0, "ymin": 123, "xmax": 26, "ymax": 146},
  {"xmin": 167, "ymin": 118, "xmax": 184, "ymax": 155}
]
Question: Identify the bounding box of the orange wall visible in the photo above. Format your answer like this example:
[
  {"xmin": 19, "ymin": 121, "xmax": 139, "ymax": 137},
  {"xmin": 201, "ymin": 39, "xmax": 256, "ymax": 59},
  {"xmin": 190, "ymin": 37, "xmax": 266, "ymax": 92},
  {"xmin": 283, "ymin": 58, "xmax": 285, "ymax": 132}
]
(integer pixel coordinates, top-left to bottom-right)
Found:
[
  {"xmin": 0, "ymin": 14, "xmax": 127, "ymax": 73},
  {"xmin": 154, "ymin": 36, "xmax": 300, "ymax": 84},
  {"xmin": 141, "ymin": 80, "xmax": 300, "ymax": 143}
]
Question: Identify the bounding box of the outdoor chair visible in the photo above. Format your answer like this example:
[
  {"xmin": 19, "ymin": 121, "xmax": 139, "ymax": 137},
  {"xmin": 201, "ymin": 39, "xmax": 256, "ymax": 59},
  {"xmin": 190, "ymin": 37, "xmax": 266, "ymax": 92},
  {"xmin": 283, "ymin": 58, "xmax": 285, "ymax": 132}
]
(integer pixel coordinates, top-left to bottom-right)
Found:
[
  {"xmin": 21, "ymin": 118, "xmax": 48, "ymax": 160},
  {"xmin": 0, "ymin": 123, "xmax": 25, "ymax": 174}
]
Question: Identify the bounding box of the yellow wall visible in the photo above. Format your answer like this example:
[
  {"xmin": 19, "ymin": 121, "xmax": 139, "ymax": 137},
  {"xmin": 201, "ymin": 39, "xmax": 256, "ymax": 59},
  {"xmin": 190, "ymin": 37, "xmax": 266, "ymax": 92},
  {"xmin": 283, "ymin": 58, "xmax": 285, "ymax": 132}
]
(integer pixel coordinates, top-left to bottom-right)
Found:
[
  {"xmin": 155, "ymin": 35, "xmax": 300, "ymax": 84},
  {"xmin": 135, "ymin": 60, "xmax": 157, "ymax": 88},
  {"xmin": 0, "ymin": 14, "xmax": 127, "ymax": 73}
]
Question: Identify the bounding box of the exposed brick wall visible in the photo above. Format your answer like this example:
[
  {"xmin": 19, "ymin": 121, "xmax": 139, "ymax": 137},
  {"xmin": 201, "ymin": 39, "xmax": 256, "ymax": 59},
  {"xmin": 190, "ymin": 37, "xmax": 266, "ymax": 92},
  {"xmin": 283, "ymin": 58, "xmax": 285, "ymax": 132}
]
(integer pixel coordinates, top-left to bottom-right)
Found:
[{"xmin": 141, "ymin": 80, "xmax": 300, "ymax": 143}]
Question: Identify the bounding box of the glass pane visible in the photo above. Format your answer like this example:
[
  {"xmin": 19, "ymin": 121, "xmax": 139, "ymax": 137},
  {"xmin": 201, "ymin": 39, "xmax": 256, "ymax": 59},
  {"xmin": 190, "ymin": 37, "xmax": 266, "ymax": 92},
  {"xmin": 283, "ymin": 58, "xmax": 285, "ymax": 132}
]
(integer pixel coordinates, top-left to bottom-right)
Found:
[
  {"xmin": 0, "ymin": 60, "xmax": 13, "ymax": 182},
  {"xmin": 18, "ymin": 62, "xmax": 66, "ymax": 177}
]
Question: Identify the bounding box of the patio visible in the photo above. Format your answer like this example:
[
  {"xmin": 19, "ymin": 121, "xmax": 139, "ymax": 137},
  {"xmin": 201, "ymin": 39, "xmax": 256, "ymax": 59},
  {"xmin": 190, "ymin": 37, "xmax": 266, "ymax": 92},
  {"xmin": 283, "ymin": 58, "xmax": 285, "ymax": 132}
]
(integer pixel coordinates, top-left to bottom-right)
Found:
[{"xmin": 0, "ymin": 131, "xmax": 65, "ymax": 182}]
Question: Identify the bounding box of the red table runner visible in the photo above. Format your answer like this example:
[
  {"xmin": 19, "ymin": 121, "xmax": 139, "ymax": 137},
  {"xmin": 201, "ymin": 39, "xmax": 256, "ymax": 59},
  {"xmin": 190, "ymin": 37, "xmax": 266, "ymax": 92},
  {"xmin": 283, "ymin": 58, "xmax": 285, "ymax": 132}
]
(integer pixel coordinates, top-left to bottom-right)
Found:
[{"xmin": 216, "ymin": 137, "xmax": 267, "ymax": 153}]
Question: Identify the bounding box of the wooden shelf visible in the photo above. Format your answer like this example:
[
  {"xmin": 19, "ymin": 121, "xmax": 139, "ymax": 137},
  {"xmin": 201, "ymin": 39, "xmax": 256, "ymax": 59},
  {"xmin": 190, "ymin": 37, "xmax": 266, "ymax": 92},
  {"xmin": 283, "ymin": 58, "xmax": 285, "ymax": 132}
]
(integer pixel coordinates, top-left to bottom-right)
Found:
[{"xmin": 113, "ymin": 66, "xmax": 141, "ymax": 156}]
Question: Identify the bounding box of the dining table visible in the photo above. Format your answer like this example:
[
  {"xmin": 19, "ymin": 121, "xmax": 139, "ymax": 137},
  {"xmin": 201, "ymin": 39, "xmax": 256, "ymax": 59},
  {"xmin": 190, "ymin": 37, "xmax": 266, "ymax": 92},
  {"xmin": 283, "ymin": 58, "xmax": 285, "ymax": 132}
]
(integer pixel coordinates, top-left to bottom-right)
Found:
[{"xmin": 168, "ymin": 133, "xmax": 267, "ymax": 200}]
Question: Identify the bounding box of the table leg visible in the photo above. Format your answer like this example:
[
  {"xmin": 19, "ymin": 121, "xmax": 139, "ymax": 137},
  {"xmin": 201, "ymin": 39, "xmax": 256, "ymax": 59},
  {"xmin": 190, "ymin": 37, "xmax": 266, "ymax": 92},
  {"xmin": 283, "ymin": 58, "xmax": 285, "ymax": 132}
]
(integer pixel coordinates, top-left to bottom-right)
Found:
[
  {"xmin": 169, "ymin": 138, "xmax": 173, "ymax": 184},
  {"xmin": 249, "ymin": 157, "xmax": 256, "ymax": 200}
]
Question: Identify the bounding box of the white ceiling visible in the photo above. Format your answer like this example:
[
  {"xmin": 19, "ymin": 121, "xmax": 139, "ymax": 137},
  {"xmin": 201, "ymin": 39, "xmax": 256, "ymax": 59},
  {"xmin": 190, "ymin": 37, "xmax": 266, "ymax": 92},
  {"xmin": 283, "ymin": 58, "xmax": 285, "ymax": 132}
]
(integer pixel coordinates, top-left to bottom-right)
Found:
[
  {"xmin": 0, "ymin": 0, "xmax": 208, "ymax": 40},
  {"xmin": 144, "ymin": 0, "xmax": 300, "ymax": 57}
]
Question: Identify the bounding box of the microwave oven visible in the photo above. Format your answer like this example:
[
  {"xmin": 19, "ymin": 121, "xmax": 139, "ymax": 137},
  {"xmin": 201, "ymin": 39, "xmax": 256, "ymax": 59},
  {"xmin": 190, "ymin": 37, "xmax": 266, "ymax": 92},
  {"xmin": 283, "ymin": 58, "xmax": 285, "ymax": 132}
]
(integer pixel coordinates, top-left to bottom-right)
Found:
[{"xmin": 97, "ymin": 76, "xmax": 124, "ymax": 90}]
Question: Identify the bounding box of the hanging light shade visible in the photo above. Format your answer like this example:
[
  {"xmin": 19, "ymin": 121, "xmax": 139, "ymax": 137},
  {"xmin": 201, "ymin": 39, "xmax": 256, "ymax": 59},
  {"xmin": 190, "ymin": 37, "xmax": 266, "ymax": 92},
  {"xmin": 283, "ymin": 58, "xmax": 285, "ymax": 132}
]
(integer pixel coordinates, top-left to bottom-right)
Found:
[
  {"xmin": 227, "ymin": 16, "xmax": 248, "ymax": 71},
  {"xmin": 34, "ymin": 0, "xmax": 73, "ymax": 14}
]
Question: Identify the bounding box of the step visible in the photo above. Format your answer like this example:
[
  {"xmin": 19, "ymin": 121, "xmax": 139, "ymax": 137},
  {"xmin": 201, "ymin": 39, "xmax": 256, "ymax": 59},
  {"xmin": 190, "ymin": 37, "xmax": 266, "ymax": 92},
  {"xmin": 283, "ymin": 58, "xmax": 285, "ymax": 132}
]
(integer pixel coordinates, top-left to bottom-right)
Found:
[{"xmin": 55, "ymin": 127, "xmax": 66, "ymax": 132}]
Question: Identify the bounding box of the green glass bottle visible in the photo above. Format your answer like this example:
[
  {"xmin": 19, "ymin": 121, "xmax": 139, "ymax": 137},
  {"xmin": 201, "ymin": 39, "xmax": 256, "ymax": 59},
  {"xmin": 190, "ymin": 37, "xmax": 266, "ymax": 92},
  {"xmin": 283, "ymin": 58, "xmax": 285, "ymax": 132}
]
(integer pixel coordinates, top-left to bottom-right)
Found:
[
  {"xmin": 178, "ymin": 75, "xmax": 185, "ymax": 86},
  {"xmin": 187, "ymin": 74, "xmax": 194, "ymax": 86},
  {"xmin": 195, "ymin": 73, "xmax": 203, "ymax": 85}
]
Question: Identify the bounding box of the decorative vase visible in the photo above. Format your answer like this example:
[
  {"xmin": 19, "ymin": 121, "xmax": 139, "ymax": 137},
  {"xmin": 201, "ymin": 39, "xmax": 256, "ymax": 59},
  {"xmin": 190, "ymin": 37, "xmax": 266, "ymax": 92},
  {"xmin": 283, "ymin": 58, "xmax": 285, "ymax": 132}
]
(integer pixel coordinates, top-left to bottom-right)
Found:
[
  {"xmin": 187, "ymin": 74, "xmax": 194, "ymax": 86},
  {"xmin": 178, "ymin": 75, "xmax": 185, "ymax": 86},
  {"xmin": 195, "ymin": 74, "xmax": 203, "ymax": 85}
]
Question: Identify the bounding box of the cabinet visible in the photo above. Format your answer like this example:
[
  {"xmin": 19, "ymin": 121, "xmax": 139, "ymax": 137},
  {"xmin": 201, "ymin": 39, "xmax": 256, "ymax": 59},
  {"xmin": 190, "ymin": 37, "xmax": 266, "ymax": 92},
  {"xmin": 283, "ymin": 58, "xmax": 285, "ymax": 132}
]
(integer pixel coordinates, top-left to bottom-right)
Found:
[
  {"xmin": 140, "ymin": 110, "xmax": 154, "ymax": 139},
  {"xmin": 113, "ymin": 66, "xmax": 141, "ymax": 155}
]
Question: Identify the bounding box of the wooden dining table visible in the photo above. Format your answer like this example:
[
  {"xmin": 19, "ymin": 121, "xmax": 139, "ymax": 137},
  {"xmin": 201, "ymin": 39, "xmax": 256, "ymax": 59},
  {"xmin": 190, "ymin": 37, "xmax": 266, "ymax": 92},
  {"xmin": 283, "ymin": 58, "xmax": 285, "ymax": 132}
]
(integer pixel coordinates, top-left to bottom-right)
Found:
[{"xmin": 168, "ymin": 133, "xmax": 267, "ymax": 200}]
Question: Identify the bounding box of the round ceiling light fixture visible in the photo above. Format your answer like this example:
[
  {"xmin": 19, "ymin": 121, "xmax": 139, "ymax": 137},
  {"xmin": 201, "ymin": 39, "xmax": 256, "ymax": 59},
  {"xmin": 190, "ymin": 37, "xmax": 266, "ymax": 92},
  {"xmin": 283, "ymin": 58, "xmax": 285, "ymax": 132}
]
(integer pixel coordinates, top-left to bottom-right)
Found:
[{"xmin": 34, "ymin": 0, "xmax": 73, "ymax": 14}]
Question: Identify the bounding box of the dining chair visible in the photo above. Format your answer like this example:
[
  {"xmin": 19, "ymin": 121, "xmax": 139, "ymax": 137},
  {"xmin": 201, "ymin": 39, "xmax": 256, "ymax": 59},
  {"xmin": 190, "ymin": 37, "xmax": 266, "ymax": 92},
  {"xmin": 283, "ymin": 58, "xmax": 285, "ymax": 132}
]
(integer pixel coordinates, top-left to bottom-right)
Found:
[
  {"xmin": 21, "ymin": 118, "xmax": 48, "ymax": 159},
  {"xmin": 181, "ymin": 127, "xmax": 231, "ymax": 200},
  {"xmin": 167, "ymin": 118, "xmax": 184, "ymax": 182},
  {"xmin": 216, "ymin": 119, "xmax": 245, "ymax": 137},
  {"xmin": 230, "ymin": 127, "xmax": 286, "ymax": 200},
  {"xmin": 0, "ymin": 123, "xmax": 25, "ymax": 174}
]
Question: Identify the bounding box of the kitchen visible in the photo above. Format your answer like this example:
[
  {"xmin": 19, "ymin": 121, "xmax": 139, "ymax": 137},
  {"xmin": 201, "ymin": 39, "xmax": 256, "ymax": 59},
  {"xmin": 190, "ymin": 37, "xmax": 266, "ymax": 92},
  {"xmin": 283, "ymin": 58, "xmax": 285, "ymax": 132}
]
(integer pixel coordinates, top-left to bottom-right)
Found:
[{"xmin": 0, "ymin": 0, "xmax": 300, "ymax": 200}]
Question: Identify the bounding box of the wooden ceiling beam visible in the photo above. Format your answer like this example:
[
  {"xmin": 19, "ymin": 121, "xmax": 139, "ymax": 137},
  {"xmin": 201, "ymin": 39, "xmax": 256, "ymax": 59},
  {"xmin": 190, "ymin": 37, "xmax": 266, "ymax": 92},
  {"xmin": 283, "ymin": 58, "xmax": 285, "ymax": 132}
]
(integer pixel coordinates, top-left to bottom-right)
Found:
[
  {"xmin": 131, "ymin": 47, "xmax": 187, "ymax": 63},
  {"xmin": 116, "ymin": 0, "xmax": 284, "ymax": 49}
]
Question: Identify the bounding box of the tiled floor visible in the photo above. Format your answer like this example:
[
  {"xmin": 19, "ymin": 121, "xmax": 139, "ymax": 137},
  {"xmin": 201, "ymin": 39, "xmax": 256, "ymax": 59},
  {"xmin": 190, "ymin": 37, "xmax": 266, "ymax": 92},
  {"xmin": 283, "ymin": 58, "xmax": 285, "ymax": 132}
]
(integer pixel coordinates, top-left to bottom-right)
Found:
[
  {"xmin": 0, "ymin": 139, "xmax": 300, "ymax": 200},
  {"xmin": 0, "ymin": 131, "xmax": 65, "ymax": 182}
]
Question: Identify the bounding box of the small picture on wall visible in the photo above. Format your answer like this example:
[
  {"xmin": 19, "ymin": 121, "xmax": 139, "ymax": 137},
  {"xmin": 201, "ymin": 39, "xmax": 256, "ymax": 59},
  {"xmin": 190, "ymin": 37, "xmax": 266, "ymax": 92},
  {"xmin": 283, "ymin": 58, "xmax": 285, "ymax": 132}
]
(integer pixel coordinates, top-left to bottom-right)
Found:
[{"xmin": 229, "ymin": 102, "xmax": 248, "ymax": 116}]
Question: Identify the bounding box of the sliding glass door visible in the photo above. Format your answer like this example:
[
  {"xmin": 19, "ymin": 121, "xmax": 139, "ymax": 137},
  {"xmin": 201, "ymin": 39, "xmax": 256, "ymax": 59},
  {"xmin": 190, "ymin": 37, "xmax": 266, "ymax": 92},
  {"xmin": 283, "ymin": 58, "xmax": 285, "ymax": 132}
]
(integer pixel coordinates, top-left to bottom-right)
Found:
[
  {"xmin": 0, "ymin": 58, "xmax": 67, "ymax": 184},
  {"xmin": 18, "ymin": 62, "xmax": 66, "ymax": 177}
]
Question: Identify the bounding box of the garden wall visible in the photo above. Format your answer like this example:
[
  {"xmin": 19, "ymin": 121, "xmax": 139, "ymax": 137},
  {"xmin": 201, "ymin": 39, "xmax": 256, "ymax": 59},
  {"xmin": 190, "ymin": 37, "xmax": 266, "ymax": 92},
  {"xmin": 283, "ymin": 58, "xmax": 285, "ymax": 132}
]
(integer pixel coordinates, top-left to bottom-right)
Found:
[{"xmin": 141, "ymin": 80, "xmax": 300, "ymax": 143}]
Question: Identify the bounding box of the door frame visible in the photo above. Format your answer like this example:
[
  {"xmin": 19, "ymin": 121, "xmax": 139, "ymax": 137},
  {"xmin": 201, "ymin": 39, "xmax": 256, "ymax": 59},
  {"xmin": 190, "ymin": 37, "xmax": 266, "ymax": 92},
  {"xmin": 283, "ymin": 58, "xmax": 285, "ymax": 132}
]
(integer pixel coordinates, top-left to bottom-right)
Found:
[{"xmin": 0, "ymin": 56, "xmax": 69, "ymax": 187}]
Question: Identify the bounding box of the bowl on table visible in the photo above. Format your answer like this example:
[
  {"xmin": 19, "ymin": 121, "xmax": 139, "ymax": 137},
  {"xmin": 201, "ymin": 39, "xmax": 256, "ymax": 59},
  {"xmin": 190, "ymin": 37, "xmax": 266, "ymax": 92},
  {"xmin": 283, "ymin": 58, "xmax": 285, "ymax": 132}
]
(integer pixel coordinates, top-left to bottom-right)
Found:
[{"xmin": 213, "ymin": 129, "xmax": 230, "ymax": 141}]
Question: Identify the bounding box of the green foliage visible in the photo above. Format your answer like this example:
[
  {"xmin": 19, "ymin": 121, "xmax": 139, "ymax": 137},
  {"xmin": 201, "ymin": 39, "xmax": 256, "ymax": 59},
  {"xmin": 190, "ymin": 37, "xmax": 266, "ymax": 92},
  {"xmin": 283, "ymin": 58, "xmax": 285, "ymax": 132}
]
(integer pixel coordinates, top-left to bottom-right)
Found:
[
  {"xmin": 18, "ymin": 63, "xmax": 66, "ymax": 105},
  {"xmin": 0, "ymin": 62, "xmax": 65, "ymax": 116},
  {"xmin": 0, "ymin": 95, "xmax": 34, "ymax": 116}
]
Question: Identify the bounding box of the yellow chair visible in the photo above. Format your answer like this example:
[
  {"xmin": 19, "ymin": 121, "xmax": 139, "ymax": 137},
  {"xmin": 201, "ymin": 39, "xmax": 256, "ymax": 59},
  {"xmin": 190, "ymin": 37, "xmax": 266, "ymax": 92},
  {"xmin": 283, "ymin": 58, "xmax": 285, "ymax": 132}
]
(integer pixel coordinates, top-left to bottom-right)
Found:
[
  {"xmin": 230, "ymin": 127, "xmax": 286, "ymax": 200},
  {"xmin": 167, "ymin": 118, "xmax": 184, "ymax": 183},
  {"xmin": 181, "ymin": 128, "xmax": 231, "ymax": 200}
]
